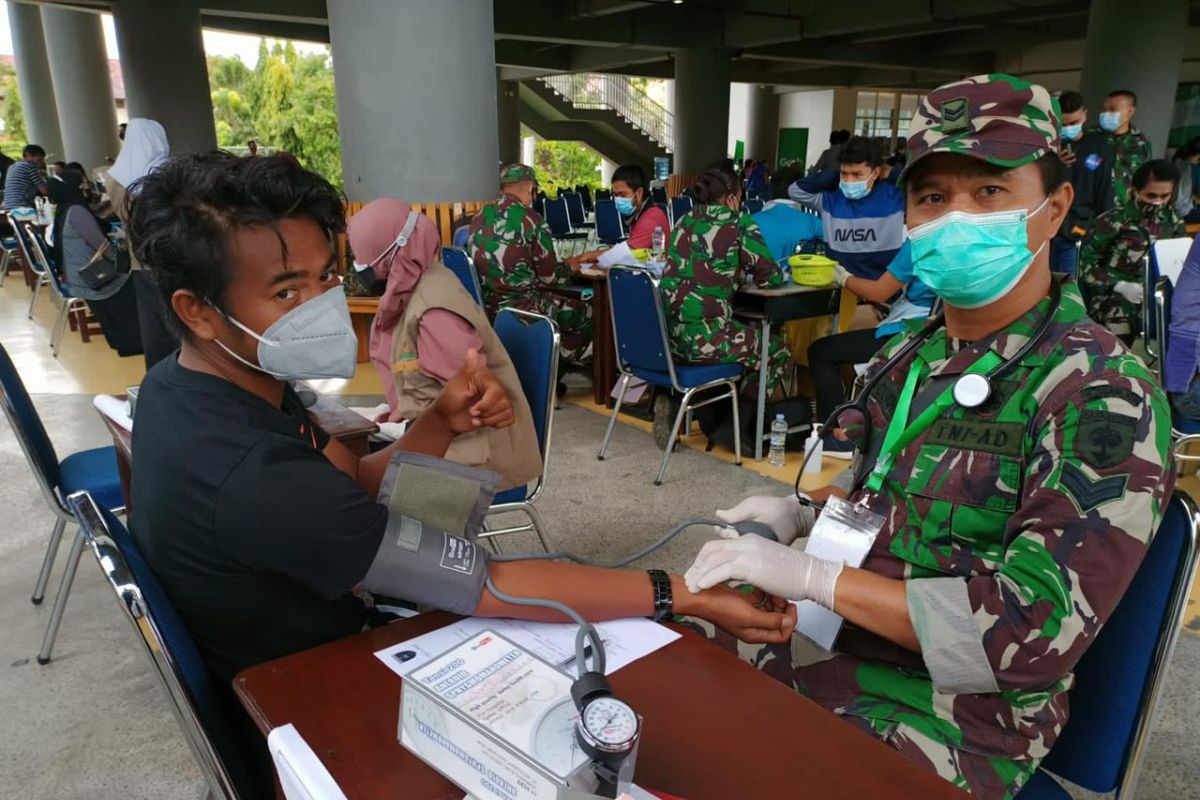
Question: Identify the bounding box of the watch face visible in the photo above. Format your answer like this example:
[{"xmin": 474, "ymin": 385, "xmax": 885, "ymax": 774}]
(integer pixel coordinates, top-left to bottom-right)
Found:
[{"xmin": 580, "ymin": 696, "xmax": 638, "ymax": 751}]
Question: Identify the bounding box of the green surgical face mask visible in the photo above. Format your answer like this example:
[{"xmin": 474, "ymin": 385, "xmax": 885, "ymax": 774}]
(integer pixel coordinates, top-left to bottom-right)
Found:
[{"xmin": 908, "ymin": 197, "xmax": 1049, "ymax": 309}]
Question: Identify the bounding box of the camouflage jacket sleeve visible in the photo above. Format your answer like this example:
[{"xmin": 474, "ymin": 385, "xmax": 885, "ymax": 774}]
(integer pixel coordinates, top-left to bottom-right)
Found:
[
  {"xmin": 529, "ymin": 215, "xmax": 570, "ymax": 286},
  {"xmin": 1077, "ymin": 214, "xmax": 1118, "ymax": 304},
  {"xmin": 738, "ymin": 214, "xmax": 785, "ymax": 288},
  {"xmin": 906, "ymin": 356, "xmax": 1174, "ymax": 694}
]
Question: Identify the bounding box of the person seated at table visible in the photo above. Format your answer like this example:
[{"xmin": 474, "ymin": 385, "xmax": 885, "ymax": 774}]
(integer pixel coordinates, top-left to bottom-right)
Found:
[
  {"xmin": 126, "ymin": 153, "xmax": 794, "ymax": 790},
  {"xmin": 656, "ymin": 163, "xmax": 787, "ymax": 447},
  {"xmin": 678, "ymin": 74, "xmax": 1174, "ymax": 800},
  {"xmin": 1079, "ymin": 158, "xmax": 1186, "ymax": 346},
  {"xmin": 467, "ymin": 163, "xmax": 593, "ymax": 364},
  {"xmin": 2, "ymin": 144, "xmax": 48, "ymax": 211},
  {"xmin": 806, "ymin": 241, "xmax": 934, "ymax": 458},
  {"xmin": 750, "ymin": 197, "xmax": 823, "ymax": 265},
  {"xmin": 1164, "ymin": 234, "xmax": 1200, "ymax": 421},
  {"xmin": 788, "ymin": 136, "xmax": 905, "ymax": 281},
  {"xmin": 348, "ymin": 198, "xmax": 541, "ymax": 491},
  {"xmin": 568, "ymin": 164, "xmax": 671, "ymax": 267},
  {"xmin": 48, "ymin": 167, "xmax": 142, "ymax": 356}
]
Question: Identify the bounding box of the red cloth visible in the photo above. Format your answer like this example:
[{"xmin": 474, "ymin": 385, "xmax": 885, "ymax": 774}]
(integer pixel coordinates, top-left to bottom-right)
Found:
[{"xmin": 627, "ymin": 203, "xmax": 670, "ymax": 249}]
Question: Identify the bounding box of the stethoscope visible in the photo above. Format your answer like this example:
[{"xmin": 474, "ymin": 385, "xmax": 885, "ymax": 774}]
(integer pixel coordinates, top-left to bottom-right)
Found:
[{"xmin": 793, "ymin": 278, "xmax": 1063, "ymax": 508}]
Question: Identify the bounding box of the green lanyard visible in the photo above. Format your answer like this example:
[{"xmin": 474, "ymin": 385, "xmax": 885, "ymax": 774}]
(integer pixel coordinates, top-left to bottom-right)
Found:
[{"xmin": 864, "ymin": 349, "xmax": 1003, "ymax": 493}]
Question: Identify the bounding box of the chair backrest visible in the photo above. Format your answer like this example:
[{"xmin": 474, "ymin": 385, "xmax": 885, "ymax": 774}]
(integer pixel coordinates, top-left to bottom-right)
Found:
[
  {"xmin": 606, "ymin": 265, "xmax": 677, "ymax": 384},
  {"xmin": 575, "ymin": 185, "xmax": 593, "ymax": 212},
  {"xmin": 493, "ymin": 309, "xmax": 559, "ymax": 494},
  {"xmin": 594, "ymin": 199, "xmax": 626, "ymax": 245},
  {"xmin": 0, "ymin": 342, "xmax": 63, "ymax": 495},
  {"xmin": 66, "ymin": 491, "xmax": 253, "ymax": 800},
  {"xmin": 1153, "ymin": 237, "xmax": 1193, "ymax": 286},
  {"xmin": 1155, "ymin": 277, "xmax": 1175, "ymax": 387},
  {"xmin": 440, "ymin": 246, "xmax": 483, "ymax": 305},
  {"xmin": 595, "ymin": 188, "xmax": 613, "ymax": 203},
  {"xmin": 650, "ymin": 186, "xmax": 668, "ymax": 205},
  {"xmin": 743, "ymin": 198, "xmax": 765, "ymax": 215},
  {"xmin": 1040, "ymin": 491, "xmax": 1200, "ymax": 796},
  {"xmin": 8, "ymin": 212, "xmax": 40, "ymax": 276},
  {"xmin": 23, "ymin": 221, "xmax": 68, "ymax": 297},
  {"xmin": 1144, "ymin": 237, "xmax": 1195, "ymax": 352},
  {"xmin": 543, "ymin": 197, "xmax": 574, "ymax": 236},
  {"xmin": 670, "ymin": 196, "xmax": 693, "ymax": 227},
  {"xmin": 563, "ymin": 193, "xmax": 586, "ymax": 227}
]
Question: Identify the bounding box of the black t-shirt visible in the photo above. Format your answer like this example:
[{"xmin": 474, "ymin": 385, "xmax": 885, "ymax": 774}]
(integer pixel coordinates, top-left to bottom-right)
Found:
[
  {"xmin": 130, "ymin": 355, "xmax": 387, "ymax": 683},
  {"xmin": 1064, "ymin": 132, "xmax": 1116, "ymax": 240}
]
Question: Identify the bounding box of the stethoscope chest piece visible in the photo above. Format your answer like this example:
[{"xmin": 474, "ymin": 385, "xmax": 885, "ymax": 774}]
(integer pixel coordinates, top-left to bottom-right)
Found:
[{"xmin": 952, "ymin": 372, "xmax": 992, "ymax": 409}]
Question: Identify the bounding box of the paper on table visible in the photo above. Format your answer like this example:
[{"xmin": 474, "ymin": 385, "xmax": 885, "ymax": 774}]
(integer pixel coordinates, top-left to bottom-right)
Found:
[
  {"xmin": 93, "ymin": 394, "xmax": 133, "ymax": 433},
  {"xmin": 596, "ymin": 241, "xmax": 632, "ymax": 268},
  {"xmin": 267, "ymin": 723, "xmax": 348, "ymax": 800},
  {"xmin": 375, "ymin": 617, "xmax": 680, "ymax": 680}
]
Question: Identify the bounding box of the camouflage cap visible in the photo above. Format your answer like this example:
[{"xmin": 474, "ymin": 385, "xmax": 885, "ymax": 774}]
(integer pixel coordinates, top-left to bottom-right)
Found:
[
  {"xmin": 499, "ymin": 163, "xmax": 537, "ymax": 185},
  {"xmin": 901, "ymin": 73, "xmax": 1060, "ymax": 182}
]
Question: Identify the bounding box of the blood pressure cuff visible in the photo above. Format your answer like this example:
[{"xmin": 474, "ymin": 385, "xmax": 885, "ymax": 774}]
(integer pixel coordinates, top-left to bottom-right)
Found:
[
  {"xmin": 360, "ymin": 513, "xmax": 490, "ymax": 615},
  {"xmin": 375, "ymin": 451, "xmax": 499, "ymax": 541}
]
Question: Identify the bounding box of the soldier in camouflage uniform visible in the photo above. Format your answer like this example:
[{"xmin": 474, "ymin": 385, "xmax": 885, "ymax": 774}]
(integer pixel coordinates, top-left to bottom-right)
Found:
[
  {"xmin": 678, "ymin": 75, "xmax": 1174, "ymax": 800},
  {"xmin": 1090, "ymin": 90, "xmax": 1153, "ymax": 211},
  {"xmin": 467, "ymin": 163, "xmax": 593, "ymax": 363},
  {"xmin": 659, "ymin": 165, "xmax": 788, "ymax": 396},
  {"xmin": 1079, "ymin": 159, "xmax": 1186, "ymax": 342}
]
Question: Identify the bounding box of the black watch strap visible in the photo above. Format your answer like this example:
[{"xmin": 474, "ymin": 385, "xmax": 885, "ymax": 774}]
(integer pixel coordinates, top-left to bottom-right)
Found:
[{"xmin": 647, "ymin": 569, "xmax": 673, "ymax": 622}]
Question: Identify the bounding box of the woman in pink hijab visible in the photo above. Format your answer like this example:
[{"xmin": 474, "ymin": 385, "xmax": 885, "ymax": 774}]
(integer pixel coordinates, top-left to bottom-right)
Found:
[{"xmin": 347, "ymin": 199, "xmax": 541, "ymax": 490}]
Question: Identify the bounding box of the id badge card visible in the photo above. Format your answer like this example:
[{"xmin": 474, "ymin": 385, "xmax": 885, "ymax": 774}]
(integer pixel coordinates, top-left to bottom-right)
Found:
[{"xmin": 794, "ymin": 496, "xmax": 883, "ymax": 651}]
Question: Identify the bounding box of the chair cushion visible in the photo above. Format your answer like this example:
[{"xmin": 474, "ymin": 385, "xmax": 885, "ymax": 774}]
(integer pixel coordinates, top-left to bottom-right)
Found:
[
  {"xmin": 59, "ymin": 446, "xmax": 124, "ymax": 511},
  {"xmin": 493, "ymin": 485, "xmax": 529, "ymax": 505},
  {"xmin": 1014, "ymin": 771, "xmax": 1071, "ymax": 799},
  {"xmin": 631, "ymin": 362, "xmax": 743, "ymax": 388}
]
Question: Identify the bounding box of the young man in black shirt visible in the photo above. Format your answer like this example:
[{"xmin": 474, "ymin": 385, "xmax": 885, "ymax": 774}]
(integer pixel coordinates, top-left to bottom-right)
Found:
[
  {"xmin": 126, "ymin": 153, "xmax": 795, "ymax": 692},
  {"xmin": 1052, "ymin": 90, "xmax": 1115, "ymax": 276}
]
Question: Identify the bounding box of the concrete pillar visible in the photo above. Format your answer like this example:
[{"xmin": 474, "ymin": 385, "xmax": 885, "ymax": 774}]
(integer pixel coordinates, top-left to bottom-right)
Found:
[
  {"xmin": 521, "ymin": 135, "xmax": 536, "ymax": 167},
  {"xmin": 600, "ymin": 157, "xmax": 615, "ymax": 186},
  {"xmin": 328, "ymin": 0, "xmax": 499, "ymax": 201},
  {"xmin": 40, "ymin": 6, "xmax": 119, "ymax": 169},
  {"xmin": 113, "ymin": 0, "xmax": 216, "ymax": 155},
  {"xmin": 497, "ymin": 72, "xmax": 521, "ymax": 165},
  {"xmin": 673, "ymin": 48, "xmax": 732, "ymax": 174},
  {"xmin": 6, "ymin": 1, "xmax": 63, "ymax": 157},
  {"xmin": 745, "ymin": 84, "xmax": 780, "ymax": 165},
  {"xmin": 1080, "ymin": 0, "xmax": 1187, "ymax": 157}
]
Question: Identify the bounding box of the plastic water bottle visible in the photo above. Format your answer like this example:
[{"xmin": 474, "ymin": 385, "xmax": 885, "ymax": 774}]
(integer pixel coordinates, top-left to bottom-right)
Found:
[
  {"xmin": 651, "ymin": 226, "xmax": 665, "ymax": 262},
  {"xmin": 769, "ymin": 413, "xmax": 788, "ymax": 467}
]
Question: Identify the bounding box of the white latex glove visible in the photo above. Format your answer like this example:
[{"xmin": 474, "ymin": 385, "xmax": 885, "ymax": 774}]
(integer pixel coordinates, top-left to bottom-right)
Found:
[
  {"xmin": 714, "ymin": 494, "xmax": 815, "ymax": 546},
  {"xmin": 832, "ymin": 263, "xmax": 852, "ymax": 287},
  {"xmin": 1114, "ymin": 281, "xmax": 1144, "ymax": 305},
  {"xmin": 684, "ymin": 534, "xmax": 843, "ymax": 607}
]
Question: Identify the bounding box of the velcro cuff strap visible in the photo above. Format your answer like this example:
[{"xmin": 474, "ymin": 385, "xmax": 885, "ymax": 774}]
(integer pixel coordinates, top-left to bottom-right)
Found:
[{"xmin": 376, "ymin": 451, "xmax": 499, "ymax": 541}]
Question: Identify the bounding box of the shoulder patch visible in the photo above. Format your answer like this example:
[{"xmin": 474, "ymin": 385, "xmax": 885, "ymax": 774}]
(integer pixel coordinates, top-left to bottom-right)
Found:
[
  {"xmin": 1080, "ymin": 385, "xmax": 1143, "ymax": 407},
  {"xmin": 1076, "ymin": 409, "xmax": 1137, "ymax": 469},
  {"xmin": 1059, "ymin": 461, "xmax": 1128, "ymax": 513}
]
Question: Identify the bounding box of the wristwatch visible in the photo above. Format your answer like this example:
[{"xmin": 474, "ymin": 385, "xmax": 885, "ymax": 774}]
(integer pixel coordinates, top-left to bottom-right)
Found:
[{"xmin": 646, "ymin": 569, "xmax": 673, "ymax": 622}]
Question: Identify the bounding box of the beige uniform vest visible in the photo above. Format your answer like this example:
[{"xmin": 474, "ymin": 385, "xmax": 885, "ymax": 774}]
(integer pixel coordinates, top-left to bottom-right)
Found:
[{"xmin": 391, "ymin": 263, "xmax": 542, "ymax": 491}]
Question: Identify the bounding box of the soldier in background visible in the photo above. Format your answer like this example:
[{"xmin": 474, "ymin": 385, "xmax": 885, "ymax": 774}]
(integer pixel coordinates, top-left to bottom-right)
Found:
[
  {"xmin": 1093, "ymin": 89, "xmax": 1153, "ymax": 211},
  {"xmin": 467, "ymin": 163, "xmax": 592, "ymax": 364},
  {"xmin": 678, "ymin": 74, "xmax": 1174, "ymax": 800},
  {"xmin": 1078, "ymin": 159, "xmax": 1186, "ymax": 345}
]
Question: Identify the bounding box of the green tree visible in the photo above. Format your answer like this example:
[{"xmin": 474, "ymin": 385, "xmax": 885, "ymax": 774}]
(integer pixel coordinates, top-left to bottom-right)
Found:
[
  {"xmin": 532, "ymin": 140, "xmax": 602, "ymax": 196},
  {"xmin": 3, "ymin": 74, "xmax": 26, "ymax": 146}
]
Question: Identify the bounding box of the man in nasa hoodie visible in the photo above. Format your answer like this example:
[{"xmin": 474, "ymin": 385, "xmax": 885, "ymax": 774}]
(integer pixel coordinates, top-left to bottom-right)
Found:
[{"xmin": 789, "ymin": 136, "xmax": 905, "ymax": 281}]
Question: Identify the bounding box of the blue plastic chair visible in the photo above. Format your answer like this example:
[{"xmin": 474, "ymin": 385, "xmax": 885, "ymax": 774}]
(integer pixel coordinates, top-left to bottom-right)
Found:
[
  {"xmin": 743, "ymin": 198, "xmax": 765, "ymax": 215},
  {"xmin": 483, "ymin": 309, "xmax": 558, "ymax": 551},
  {"xmin": 597, "ymin": 265, "xmax": 743, "ymax": 485},
  {"xmin": 595, "ymin": 188, "xmax": 613, "ymax": 203},
  {"xmin": 66, "ymin": 491, "xmax": 258, "ymax": 800},
  {"xmin": 8, "ymin": 211, "xmax": 49, "ymax": 320},
  {"xmin": 0, "ymin": 230, "xmax": 17, "ymax": 288},
  {"xmin": 1149, "ymin": 273, "xmax": 1200, "ymax": 473},
  {"xmin": 1015, "ymin": 491, "xmax": 1200, "ymax": 799},
  {"xmin": 670, "ymin": 196, "xmax": 693, "ymax": 228},
  {"xmin": 1142, "ymin": 236, "xmax": 1193, "ymax": 360},
  {"xmin": 0, "ymin": 343, "xmax": 124, "ymax": 663},
  {"xmin": 22, "ymin": 220, "xmax": 89, "ymax": 357},
  {"xmin": 594, "ymin": 199, "xmax": 626, "ymax": 246},
  {"xmin": 440, "ymin": 246, "xmax": 483, "ymax": 305},
  {"xmin": 563, "ymin": 192, "xmax": 592, "ymax": 230}
]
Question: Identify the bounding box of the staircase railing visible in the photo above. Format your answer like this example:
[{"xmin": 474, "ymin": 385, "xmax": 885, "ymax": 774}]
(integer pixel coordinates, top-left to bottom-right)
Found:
[{"xmin": 538, "ymin": 73, "xmax": 674, "ymax": 151}]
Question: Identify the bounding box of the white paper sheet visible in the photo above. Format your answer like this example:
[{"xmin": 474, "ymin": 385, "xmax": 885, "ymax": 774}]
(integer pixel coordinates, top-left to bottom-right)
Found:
[
  {"xmin": 267, "ymin": 723, "xmax": 348, "ymax": 800},
  {"xmin": 93, "ymin": 394, "xmax": 133, "ymax": 433},
  {"xmin": 375, "ymin": 617, "xmax": 680, "ymax": 680}
]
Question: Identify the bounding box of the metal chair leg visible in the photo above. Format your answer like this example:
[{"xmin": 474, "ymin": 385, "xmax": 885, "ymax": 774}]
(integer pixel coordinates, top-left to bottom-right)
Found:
[
  {"xmin": 51, "ymin": 299, "xmax": 69, "ymax": 356},
  {"xmin": 31, "ymin": 517, "xmax": 67, "ymax": 605},
  {"xmin": 28, "ymin": 276, "xmax": 44, "ymax": 319},
  {"xmin": 598, "ymin": 374, "xmax": 631, "ymax": 460},
  {"xmin": 37, "ymin": 526, "xmax": 85, "ymax": 664},
  {"xmin": 655, "ymin": 387, "xmax": 696, "ymax": 486},
  {"xmin": 729, "ymin": 382, "xmax": 743, "ymax": 467},
  {"xmin": 520, "ymin": 502, "xmax": 551, "ymax": 552},
  {"xmin": 0, "ymin": 248, "xmax": 9, "ymax": 288}
]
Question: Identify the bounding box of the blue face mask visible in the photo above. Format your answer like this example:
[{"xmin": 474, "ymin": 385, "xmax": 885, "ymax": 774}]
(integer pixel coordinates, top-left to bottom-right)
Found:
[
  {"xmin": 614, "ymin": 196, "xmax": 635, "ymax": 216},
  {"xmin": 1061, "ymin": 123, "xmax": 1083, "ymax": 142},
  {"xmin": 1098, "ymin": 111, "xmax": 1122, "ymax": 132},
  {"xmin": 840, "ymin": 179, "xmax": 870, "ymax": 200},
  {"xmin": 908, "ymin": 198, "xmax": 1049, "ymax": 309}
]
